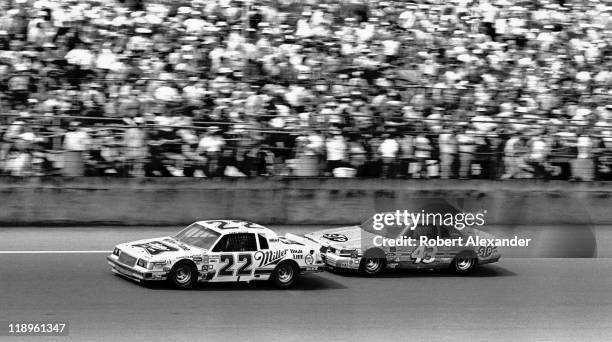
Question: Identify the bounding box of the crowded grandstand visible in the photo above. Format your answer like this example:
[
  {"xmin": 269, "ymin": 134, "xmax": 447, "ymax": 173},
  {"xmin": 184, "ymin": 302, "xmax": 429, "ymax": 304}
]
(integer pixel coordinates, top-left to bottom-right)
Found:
[{"xmin": 1, "ymin": 0, "xmax": 612, "ymax": 180}]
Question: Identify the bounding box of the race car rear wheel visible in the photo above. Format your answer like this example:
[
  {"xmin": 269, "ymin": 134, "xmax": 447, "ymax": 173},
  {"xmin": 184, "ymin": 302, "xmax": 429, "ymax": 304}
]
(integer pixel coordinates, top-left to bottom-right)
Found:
[
  {"xmin": 359, "ymin": 258, "xmax": 385, "ymax": 276},
  {"xmin": 270, "ymin": 262, "xmax": 298, "ymax": 289},
  {"xmin": 450, "ymin": 255, "xmax": 477, "ymax": 275},
  {"xmin": 169, "ymin": 261, "xmax": 197, "ymax": 289}
]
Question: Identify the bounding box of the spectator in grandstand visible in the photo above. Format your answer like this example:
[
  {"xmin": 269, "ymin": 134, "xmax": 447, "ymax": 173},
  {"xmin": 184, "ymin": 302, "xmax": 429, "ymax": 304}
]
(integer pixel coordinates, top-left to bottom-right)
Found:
[
  {"xmin": 62, "ymin": 121, "xmax": 90, "ymax": 176},
  {"xmin": 397, "ymin": 129, "xmax": 414, "ymax": 179},
  {"xmin": 439, "ymin": 127, "xmax": 457, "ymax": 179},
  {"xmin": 597, "ymin": 129, "xmax": 612, "ymax": 180},
  {"xmin": 456, "ymin": 125, "xmax": 477, "ymax": 180},
  {"xmin": 293, "ymin": 128, "xmax": 324, "ymax": 176},
  {"xmin": 378, "ymin": 132, "xmax": 399, "ymax": 178},
  {"xmin": 325, "ymin": 128, "xmax": 347, "ymax": 176},
  {"xmin": 573, "ymin": 129, "xmax": 595, "ymax": 181},
  {"xmin": 196, "ymin": 126, "xmax": 226, "ymax": 177},
  {"xmin": 123, "ymin": 117, "xmax": 147, "ymax": 177},
  {"xmin": 179, "ymin": 128, "xmax": 207, "ymax": 178},
  {"xmin": 413, "ymin": 131, "xmax": 433, "ymax": 179},
  {"xmin": 347, "ymin": 133, "xmax": 367, "ymax": 178},
  {"xmin": 2, "ymin": 114, "xmax": 40, "ymax": 176},
  {"xmin": 526, "ymin": 132, "xmax": 551, "ymax": 179},
  {"xmin": 502, "ymin": 133, "xmax": 524, "ymax": 180}
]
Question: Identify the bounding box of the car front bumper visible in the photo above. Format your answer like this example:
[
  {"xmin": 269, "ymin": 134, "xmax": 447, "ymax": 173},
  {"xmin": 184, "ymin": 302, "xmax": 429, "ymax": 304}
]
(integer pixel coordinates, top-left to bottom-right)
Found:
[
  {"xmin": 107, "ymin": 255, "xmax": 167, "ymax": 281},
  {"xmin": 323, "ymin": 253, "xmax": 361, "ymax": 270}
]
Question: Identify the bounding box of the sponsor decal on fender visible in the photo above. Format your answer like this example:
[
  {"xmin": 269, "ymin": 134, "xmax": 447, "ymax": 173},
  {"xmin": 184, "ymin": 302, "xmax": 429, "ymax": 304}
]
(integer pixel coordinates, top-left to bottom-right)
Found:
[
  {"xmin": 254, "ymin": 249, "xmax": 287, "ymax": 267},
  {"xmin": 478, "ymin": 246, "xmax": 497, "ymax": 257},
  {"xmin": 322, "ymin": 233, "xmax": 349, "ymax": 242}
]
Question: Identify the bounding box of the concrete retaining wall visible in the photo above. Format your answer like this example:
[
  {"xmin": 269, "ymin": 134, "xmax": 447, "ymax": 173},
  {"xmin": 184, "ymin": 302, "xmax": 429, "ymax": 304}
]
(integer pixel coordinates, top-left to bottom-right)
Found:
[{"xmin": 0, "ymin": 177, "xmax": 611, "ymax": 226}]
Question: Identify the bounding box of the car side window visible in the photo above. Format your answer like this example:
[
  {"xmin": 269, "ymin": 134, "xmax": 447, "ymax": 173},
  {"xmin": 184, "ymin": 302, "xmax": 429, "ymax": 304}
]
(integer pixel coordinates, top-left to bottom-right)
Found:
[
  {"xmin": 212, "ymin": 233, "xmax": 257, "ymax": 252},
  {"xmin": 257, "ymin": 234, "xmax": 269, "ymax": 250}
]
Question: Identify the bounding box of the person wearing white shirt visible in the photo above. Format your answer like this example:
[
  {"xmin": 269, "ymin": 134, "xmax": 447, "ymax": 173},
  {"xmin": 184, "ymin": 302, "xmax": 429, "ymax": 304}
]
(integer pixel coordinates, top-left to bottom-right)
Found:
[
  {"xmin": 325, "ymin": 131, "xmax": 347, "ymax": 176},
  {"xmin": 197, "ymin": 129, "xmax": 226, "ymax": 177},
  {"xmin": 197, "ymin": 133, "xmax": 225, "ymax": 154},
  {"xmin": 573, "ymin": 132, "xmax": 594, "ymax": 181},
  {"xmin": 398, "ymin": 8, "xmax": 416, "ymax": 29},
  {"xmin": 379, "ymin": 134, "xmax": 399, "ymax": 178},
  {"xmin": 305, "ymin": 132, "xmax": 324, "ymax": 157},
  {"xmin": 96, "ymin": 47, "xmax": 118, "ymax": 70},
  {"xmin": 295, "ymin": 17, "xmax": 312, "ymax": 38},
  {"xmin": 381, "ymin": 39, "xmax": 400, "ymax": 61},
  {"xmin": 379, "ymin": 136, "xmax": 399, "ymax": 158},
  {"xmin": 529, "ymin": 138, "xmax": 548, "ymax": 162},
  {"xmin": 62, "ymin": 123, "xmax": 90, "ymax": 176},
  {"xmin": 502, "ymin": 135, "xmax": 524, "ymax": 179},
  {"xmin": 64, "ymin": 45, "xmax": 95, "ymax": 68},
  {"xmin": 527, "ymin": 136, "xmax": 549, "ymax": 179},
  {"xmin": 63, "ymin": 126, "xmax": 90, "ymax": 152}
]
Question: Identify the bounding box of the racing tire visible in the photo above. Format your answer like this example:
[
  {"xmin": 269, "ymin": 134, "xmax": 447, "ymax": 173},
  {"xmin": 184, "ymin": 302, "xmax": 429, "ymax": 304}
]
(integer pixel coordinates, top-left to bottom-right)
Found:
[
  {"xmin": 270, "ymin": 262, "xmax": 298, "ymax": 289},
  {"xmin": 359, "ymin": 258, "xmax": 385, "ymax": 276},
  {"xmin": 169, "ymin": 261, "xmax": 197, "ymax": 289},
  {"xmin": 450, "ymin": 254, "xmax": 477, "ymax": 275}
]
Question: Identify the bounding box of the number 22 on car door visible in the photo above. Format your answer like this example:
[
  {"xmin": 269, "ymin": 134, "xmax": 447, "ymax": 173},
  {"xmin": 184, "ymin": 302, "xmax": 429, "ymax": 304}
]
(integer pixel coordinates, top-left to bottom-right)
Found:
[{"xmin": 209, "ymin": 233, "xmax": 257, "ymax": 281}]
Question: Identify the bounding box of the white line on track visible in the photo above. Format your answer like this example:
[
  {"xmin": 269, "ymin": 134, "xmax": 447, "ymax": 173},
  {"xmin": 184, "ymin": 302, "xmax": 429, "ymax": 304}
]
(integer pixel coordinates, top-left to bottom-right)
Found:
[{"xmin": 0, "ymin": 251, "xmax": 111, "ymax": 254}]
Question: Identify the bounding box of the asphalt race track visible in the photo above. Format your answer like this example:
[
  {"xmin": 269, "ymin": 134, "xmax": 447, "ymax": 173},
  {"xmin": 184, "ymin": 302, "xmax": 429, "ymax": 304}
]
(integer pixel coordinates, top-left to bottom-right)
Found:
[{"xmin": 1, "ymin": 226, "xmax": 612, "ymax": 342}]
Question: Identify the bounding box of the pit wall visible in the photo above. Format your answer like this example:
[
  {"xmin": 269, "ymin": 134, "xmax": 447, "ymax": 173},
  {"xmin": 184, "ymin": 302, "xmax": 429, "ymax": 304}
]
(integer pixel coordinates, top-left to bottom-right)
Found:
[{"xmin": 0, "ymin": 177, "xmax": 611, "ymax": 226}]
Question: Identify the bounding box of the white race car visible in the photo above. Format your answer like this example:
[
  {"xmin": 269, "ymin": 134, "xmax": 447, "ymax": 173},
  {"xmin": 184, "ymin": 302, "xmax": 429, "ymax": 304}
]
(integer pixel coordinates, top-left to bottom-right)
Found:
[{"xmin": 107, "ymin": 220, "xmax": 325, "ymax": 289}]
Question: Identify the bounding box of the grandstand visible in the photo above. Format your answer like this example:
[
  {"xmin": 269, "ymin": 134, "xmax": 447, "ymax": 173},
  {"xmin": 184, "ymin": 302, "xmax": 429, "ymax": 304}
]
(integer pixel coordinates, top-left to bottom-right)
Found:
[{"xmin": 1, "ymin": 0, "xmax": 611, "ymax": 180}]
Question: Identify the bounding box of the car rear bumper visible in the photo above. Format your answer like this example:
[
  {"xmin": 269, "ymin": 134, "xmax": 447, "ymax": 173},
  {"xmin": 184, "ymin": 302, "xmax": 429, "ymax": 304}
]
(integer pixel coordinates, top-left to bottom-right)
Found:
[
  {"xmin": 300, "ymin": 265, "xmax": 326, "ymax": 273},
  {"xmin": 107, "ymin": 255, "xmax": 167, "ymax": 281}
]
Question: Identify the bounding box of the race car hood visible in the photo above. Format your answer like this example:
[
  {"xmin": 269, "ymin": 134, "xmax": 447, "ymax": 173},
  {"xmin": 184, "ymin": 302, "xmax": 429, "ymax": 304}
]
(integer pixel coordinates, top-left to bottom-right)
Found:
[
  {"xmin": 305, "ymin": 226, "xmax": 375, "ymax": 250},
  {"xmin": 117, "ymin": 236, "xmax": 205, "ymax": 261}
]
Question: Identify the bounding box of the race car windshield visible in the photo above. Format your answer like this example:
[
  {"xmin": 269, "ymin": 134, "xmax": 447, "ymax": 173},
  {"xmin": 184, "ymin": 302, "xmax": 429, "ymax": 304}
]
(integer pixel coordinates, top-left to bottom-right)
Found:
[
  {"xmin": 173, "ymin": 223, "xmax": 222, "ymax": 250},
  {"xmin": 359, "ymin": 214, "xmax": 412, "ymax": 238}
]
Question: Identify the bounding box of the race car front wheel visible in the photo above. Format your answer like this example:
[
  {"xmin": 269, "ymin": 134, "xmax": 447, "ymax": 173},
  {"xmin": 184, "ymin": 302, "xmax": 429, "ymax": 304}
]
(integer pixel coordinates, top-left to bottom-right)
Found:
[
  {"xmin": 169, "ymin": 261, "xmax": 197, "ymax": 289},
  {"xmin": 270, "ymin": 262, "xmax": 297, "ymax": 289},
  {"xmin": 359, "ymin": 258, "xmax": 385, "ymax": 276},
  {"xmin": 450, "ymin": 255, "xmax": 476, "ymax": 275}
]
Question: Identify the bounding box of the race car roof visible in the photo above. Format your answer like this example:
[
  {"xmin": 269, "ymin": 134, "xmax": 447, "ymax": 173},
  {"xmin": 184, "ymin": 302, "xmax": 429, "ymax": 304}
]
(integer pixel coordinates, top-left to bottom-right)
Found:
[{"xmin": 195, "ymin": 220, "xmax": 274, "ymax": 235}]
